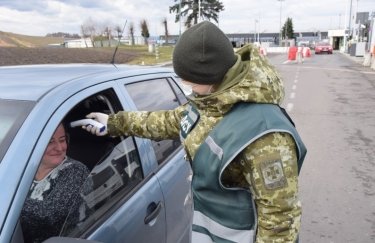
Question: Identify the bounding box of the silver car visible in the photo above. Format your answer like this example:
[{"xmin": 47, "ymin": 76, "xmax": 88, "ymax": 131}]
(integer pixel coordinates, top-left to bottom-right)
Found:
[{"xmin": 0, "ymin": 64, "xmax": 192, "ymax": 243}]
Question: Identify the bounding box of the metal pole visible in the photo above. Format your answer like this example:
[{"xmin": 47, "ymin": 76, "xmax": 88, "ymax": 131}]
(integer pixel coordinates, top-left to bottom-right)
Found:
[
  {"xmin": 254, "ymin": 20, "xmax": 257, "ymax": 42},
  {"xmin": 348, "ymin": 0, "xmax": 353, "ymax": 38},
  {"xmin": 179, "ymin": 0, "xmax": 182, "ymax": 36},
  {"xmin": 344, "ymin": 1, "xmax": 349, "ymax": 53},
  {"xmin": 277, "ymin": 0, "xmax": 285, "ymax": 46},
  {"xmin": 257, "ymin": 17, "xmax": 260, "ymax": 43},
  {"xmin": 198, "ymin": 0, "xmax": 201, "ymax": 23},
  {"xmin": 356, "ymin": 0, "xmax": 359, "ymax": 41}
]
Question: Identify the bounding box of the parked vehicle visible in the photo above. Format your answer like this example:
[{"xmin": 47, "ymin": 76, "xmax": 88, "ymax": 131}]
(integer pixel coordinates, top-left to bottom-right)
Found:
[
  {"xmin": 314, "ymin": 42, "xmax": 333, "ymax": 54},
  {"xmin": 0, "ymin": 64, "xmax": 192, "ymax": 243}
]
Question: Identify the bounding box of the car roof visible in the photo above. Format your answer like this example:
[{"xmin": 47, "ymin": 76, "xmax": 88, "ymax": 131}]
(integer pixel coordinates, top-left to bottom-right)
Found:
[{"xmin": 0, "ymin": 63, "xmax": 174, "ymax": 101}]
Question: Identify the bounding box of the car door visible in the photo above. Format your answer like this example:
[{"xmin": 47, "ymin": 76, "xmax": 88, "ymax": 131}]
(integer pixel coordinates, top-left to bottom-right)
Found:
[
  {"xmin": 59, "ymin": 86, "xmax": 168, "ymax": 243},
  {"xmin": 117, "ymin": 74, "xmax": 193, "ymax": 243},
  {"xmin": 8, "ymin": 81, "xmax": 168, "ymax": 243}
]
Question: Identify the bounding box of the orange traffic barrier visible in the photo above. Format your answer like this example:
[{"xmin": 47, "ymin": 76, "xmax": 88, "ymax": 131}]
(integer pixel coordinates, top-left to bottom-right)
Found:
[
  {"xmin": 288, "ymin": 46, "xmax": 298, "ymax": 60},
  {"xmin": 303, "ymin": 47, "xmax": 311, "ymax": 58}
]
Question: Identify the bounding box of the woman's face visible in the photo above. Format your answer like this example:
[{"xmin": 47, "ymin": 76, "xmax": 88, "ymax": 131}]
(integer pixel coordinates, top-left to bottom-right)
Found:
[{"xmin": 41, "ymin": 124, "xmax": 67, "ymax": 169}]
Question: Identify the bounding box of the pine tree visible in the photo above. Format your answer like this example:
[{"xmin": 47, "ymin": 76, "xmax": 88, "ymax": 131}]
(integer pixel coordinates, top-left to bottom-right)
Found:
[
  {"xmin": 281, "ymin": 17, "xmax": 294, "ymax": 39},
  {"xmin": 169, "ymin": 0, "xmax": 224, "ymax": 28}
]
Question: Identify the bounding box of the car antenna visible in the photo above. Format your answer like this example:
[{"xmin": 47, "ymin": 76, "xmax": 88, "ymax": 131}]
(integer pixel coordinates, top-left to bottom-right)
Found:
[{"xmin": 111, "ymin": 19, "xmax": 128, "ymax": 65}]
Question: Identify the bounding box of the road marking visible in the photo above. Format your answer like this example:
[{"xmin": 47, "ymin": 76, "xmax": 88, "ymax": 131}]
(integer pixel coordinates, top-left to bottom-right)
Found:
[
  {"xmin": 280, "ymin": 65, "xmax": 375, "ymax": 75},
  {"xmin": 294, "ymin": 79, "xmax": 298, "ymax": 83},
  {"xmin": 290, "ymin": 92, "xmax": 296, "ymax": 99},
  {"xmin": 292, "ymin": 85, "xmax": 297, "ymax": 90},
  {"xmin": 287, "ymin": 103, "xmax": 294, "ymax": 112}
]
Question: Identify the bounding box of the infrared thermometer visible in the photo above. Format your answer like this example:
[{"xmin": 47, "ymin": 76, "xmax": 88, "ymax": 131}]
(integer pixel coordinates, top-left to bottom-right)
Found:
[{"xmin": 70, "ymin": 119, "xmax": 106, "ymax": 133}]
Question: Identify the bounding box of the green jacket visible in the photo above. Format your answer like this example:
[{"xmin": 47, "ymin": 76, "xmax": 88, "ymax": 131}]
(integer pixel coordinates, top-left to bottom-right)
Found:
[
  {"xmin": 190, "ymin": 102, "xmax": 306, "ymax": 243},
  {"xmin": 108, "ymin": 44, "xmax": 304, "ymax": 242}
]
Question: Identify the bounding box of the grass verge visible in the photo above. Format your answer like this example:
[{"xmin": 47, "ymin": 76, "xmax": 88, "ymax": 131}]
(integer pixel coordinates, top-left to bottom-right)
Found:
[{"xmin": 120, "ymin": 44, "xmax": 174, "ymax": 65}]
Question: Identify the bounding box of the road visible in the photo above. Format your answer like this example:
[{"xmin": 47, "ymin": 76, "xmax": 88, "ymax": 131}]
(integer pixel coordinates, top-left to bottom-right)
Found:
[{"xmin": 268, "ymin": 52, "xmax": 375, "ymax": 243}]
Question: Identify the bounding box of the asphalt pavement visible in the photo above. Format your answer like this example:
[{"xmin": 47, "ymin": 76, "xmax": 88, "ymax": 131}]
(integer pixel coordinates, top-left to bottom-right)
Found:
[{"xmin": 267, "ymin": 51, "xmax": 375, "ymax": 243}]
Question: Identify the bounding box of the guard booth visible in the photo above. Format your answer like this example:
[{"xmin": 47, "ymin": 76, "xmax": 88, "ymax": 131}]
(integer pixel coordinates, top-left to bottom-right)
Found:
[{"xmin": 328, "ymin": 29, "xmax": 346, "ymax": 51}]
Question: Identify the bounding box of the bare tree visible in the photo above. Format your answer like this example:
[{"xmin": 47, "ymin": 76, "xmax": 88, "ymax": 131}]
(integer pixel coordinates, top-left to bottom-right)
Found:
[
  {"xmin": 129, "ymin": 22, "xmax": 135, "ymax": 46},
  {"xmin": 81, "ymin": 18, "xmax": 97, "ymax": 47},
  {"xmin": 115, "ymin": 25, "xmax": 122, "ymax": 40},
  {"xmin": 140, "ymin": 19, "xmax": 150, "ymax": 45},
  {"xmin": 105, "ymin": 26, "xmax": 112, "ymax": 41},
  {"xmin": 162, "ymin": 18, "xmax": 169, "ymax": 45},
  {"xmin": 80, "ymin": 25, "xmax": 89, "ymax": 48},
  {"xmin": 96, "ymin": 21, "xmax": 113, "ymax": 47}
]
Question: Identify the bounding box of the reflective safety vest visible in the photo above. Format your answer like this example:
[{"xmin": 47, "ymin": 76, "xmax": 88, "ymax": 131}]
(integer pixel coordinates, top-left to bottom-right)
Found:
[{"xmin": 189, "ymin": 102, "xmax": 307, "ymax": 243}]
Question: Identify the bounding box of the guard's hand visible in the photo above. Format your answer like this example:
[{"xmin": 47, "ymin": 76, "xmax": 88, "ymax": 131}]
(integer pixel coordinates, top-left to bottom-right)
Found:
[{"xmin": 84, "ymin": 112, "xmax": 109, "ymax": 136}]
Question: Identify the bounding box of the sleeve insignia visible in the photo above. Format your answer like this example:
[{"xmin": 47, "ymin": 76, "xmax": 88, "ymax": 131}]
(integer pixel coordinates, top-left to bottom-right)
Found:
[{"xmin": 260, "ymin": 159, "xmax": 287, "ymax": 190}]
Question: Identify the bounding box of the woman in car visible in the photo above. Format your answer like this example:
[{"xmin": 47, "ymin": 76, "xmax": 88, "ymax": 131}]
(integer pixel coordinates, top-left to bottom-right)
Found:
[{"xmin": 20, "ymin": 123, "xmax": 90, "ymax": 243}]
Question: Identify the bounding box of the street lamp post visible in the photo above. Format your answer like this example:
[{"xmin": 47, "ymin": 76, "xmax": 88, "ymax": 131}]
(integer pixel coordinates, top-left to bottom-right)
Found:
[
  {"xmin": 179, "ymin": 0, "xmax": 182, "ymax": 36},
  {"xmin": 254, "ymin": 19, "xmax": 258, "ymax": 43},
  {"xmin": 343, "ymin": 0, "xmax": 350, "ymax": 52},
  {"xmin": 198, "ymin": 0, "xmax": 201, "ymax": 23},
  {"xmin": 348, "ymin": 0, "xmax": 353, "ymax": 38},
  {"xmin": 277, "ymin": 0, "xmax": 285, "ymax": 46}
]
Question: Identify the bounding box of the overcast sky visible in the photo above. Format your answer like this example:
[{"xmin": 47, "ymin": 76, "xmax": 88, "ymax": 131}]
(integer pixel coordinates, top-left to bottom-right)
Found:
[{"xmin": 0, "ymin": 0, "xmax": 374, "ymax": 37}]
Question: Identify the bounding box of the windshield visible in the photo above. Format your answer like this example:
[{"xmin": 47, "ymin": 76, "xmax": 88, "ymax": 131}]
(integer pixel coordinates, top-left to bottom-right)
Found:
[{"xmin": 0, "ymin": 99, "xmax": 34, "ymax": 162}]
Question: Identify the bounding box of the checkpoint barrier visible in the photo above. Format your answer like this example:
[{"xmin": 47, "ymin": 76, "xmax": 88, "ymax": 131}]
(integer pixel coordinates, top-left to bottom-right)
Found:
[
  {"xmin": 288, "ymin": 46, "xmax": 298, "ymax": 60},
  {"xmin": 303, "ymin": 47, "xmax": 311, "ymax": 58},
  {"xmin": 297, "ymin": 46, "xmax": 304, "ymax": 63}
]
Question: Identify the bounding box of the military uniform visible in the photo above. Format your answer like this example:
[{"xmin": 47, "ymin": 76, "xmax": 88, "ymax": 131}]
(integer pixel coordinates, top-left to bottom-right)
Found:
[{"xmin": 107, "ymin": 44, "xmax": 306, "ymax": 242}]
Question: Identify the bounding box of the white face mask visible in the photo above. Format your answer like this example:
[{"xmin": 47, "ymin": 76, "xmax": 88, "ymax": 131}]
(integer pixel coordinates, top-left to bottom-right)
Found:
[
  {"xmin": 180, "ymin": 82, "xmax": 197, "ymax": 96},
  {"xmin": 180, "ymin": 81, "xmax": 214, "ymax": 96}
]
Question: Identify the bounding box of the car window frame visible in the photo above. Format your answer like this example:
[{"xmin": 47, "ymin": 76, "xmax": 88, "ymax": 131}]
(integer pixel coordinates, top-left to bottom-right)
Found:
[{"xmin": 115, "ymin": 73, "xmax": 186, "ymax": 168}]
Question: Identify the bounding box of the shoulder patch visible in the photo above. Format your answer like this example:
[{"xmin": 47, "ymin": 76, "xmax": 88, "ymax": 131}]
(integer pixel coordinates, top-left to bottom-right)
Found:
[{"xmin": 260, "ymin": 159, "xmax": 287, "ymax": 190}]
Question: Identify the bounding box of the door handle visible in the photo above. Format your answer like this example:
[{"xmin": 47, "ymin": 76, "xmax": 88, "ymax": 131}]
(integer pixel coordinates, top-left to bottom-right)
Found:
[{"xmin": 144, "ymin": 201, "xmax": 163, "ymax": 224}]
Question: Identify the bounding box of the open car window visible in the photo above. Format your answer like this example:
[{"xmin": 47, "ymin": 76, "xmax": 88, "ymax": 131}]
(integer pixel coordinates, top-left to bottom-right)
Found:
[
  {"xmin": 61, "ymin": 89, "xmax": 144, "ymax": 237},
  {"xmin": 19, "ymin": 88, "xmax": 144, "ymax": 240}
]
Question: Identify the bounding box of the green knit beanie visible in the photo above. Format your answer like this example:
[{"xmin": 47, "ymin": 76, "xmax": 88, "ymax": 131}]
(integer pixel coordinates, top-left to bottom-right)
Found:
[{"xmin": 173, "ymin": 21, "xmax": 236, "ymax": 85}]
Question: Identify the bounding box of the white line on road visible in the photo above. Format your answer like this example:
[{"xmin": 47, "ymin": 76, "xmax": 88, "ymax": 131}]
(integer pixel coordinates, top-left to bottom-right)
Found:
[
  {"xmin": 292, "ymin": 85, "xmax": 297, "ymax": 90},
  {"xmin": 287, "ymin": 103, "xmax": 294, "ymax": 112},
  {"xmin": 290, "ymin": 92, "xmax": 296, "ymax": 99},
  {"xmin": 294, "ymin": 79, "xmax": 298, "ymax": 83},
  {"xmin": 281, "ymin": 65, "xmax": 375, "ymax": 75}
]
